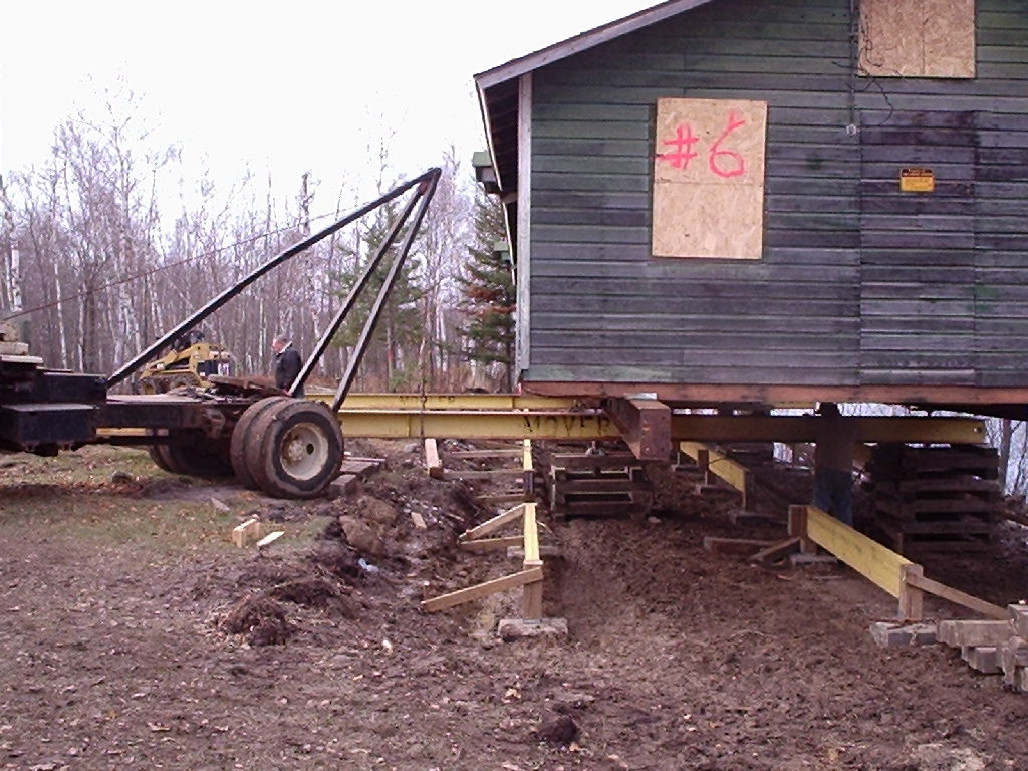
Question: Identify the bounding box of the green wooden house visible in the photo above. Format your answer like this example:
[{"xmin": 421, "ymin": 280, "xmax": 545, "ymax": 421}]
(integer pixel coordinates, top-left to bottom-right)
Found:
[{"xmin": 474, "ymin": 0, "xmax": 1028, "ymax": 418}]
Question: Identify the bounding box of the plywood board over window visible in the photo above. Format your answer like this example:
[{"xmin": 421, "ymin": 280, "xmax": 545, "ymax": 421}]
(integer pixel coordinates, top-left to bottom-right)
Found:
[
  {"xmin": 652, "ymin": 97, "xmax": 767, "ymax": 260},
  {"xmin": 859, "ymin": 0, "xmax": 976, "ymax": 78}
]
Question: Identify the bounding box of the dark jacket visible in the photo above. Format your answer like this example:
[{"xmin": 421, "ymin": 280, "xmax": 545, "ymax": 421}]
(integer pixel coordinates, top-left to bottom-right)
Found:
[{"xmin": 275, "ymin": 344, "xmax": 304, "ymax": 396}]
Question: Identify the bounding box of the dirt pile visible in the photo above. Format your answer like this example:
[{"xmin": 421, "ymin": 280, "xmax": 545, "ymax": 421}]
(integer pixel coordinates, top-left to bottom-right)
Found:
[{"xmin": 2, "ymin": 441, "xmax": 1028, "ymax": 769}]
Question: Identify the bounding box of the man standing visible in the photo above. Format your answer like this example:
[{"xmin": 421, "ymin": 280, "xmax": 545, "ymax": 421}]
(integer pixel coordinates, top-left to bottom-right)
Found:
[
  {"xmin": 812, "ymin": 402, "xmax": 857, "ymax": 526},
  {"xmin": 272, "ymin": 335, "xmax": 304, "ymax": 397}
]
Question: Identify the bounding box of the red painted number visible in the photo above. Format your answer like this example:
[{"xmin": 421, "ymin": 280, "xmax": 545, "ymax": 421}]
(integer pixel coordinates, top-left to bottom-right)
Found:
[
  {"xmin": 658, "ymin": 111, "xmax": 748, "ymax": 178},
  {"xmin": 708, "ymin": 111, "xmax": 746, "ymax": 178}
]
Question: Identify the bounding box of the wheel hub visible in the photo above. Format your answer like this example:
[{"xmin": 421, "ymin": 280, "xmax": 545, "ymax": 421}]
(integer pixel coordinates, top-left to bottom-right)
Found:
[{"xmin": 279, "ymin": 422, "xmax": 330, "ymax": 480}]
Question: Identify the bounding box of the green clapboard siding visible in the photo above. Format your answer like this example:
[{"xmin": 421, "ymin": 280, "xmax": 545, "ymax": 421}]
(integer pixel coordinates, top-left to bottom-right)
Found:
[{"xmin": 522, "ymin": 0, "xmax": 1028, "ymax": 390}]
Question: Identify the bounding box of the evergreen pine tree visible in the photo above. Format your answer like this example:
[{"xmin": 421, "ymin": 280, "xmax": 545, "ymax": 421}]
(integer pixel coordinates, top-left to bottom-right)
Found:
[
  {"xmin": 457, "ymin": 194, "xmax": 515, "ymax": 390},
  {"xmin": 332, "ymin": 199, "xmax": 425, "ymax": 391}
]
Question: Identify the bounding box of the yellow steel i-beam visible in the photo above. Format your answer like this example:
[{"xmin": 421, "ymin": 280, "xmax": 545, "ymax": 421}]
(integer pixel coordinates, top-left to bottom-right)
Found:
[
  {"xmin": 318, "ymin": 393, "xmax": 583, "ymax": 411},
  {"xmin": 316, "ymin": 393, "xmax": 985, "ymax": 446},
  {"xmin": 336, "ymin": 409, "xmax": 619, "ymax": 440}
]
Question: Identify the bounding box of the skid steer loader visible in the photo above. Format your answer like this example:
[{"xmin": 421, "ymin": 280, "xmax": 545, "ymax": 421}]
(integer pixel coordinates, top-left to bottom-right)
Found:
[{"xmin": 136, "ymin": 329, "xmax": 232, "ymax": 393}]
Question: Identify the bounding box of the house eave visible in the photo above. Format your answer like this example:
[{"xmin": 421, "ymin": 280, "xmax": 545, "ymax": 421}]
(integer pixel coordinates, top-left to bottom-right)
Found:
[{"xmin": 473, "ymin": 0, "xmax": 718, "ymax": 91}]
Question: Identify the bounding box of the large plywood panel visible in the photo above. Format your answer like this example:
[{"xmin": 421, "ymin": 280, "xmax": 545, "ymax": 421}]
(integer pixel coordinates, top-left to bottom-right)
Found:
[
  {"xmin": 652, "ymin": 98, "xmax": 767, "ymax": 259},
  {"xmin": 926, "ymin": 0, "xmax": 976, "ymax": 78},
  {"xmin": 859, "ymin": 0, "xmax": 976, "ymax": 78}
]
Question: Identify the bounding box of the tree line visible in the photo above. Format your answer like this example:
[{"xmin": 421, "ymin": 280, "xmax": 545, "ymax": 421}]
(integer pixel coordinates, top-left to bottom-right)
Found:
[{"xmin": 0, "ymin": 99, "xmax": 514, "ymax": 394}]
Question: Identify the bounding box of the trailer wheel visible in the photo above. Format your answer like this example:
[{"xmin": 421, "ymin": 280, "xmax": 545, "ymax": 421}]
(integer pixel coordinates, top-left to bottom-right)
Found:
[
  {"xmin": 244, "ymin": 400, "xmax": 343, "ymax": 499},
  {"xmin": 148, "ymin": 444, "xmax": 182, "ymax": 474},
  {"xmin": 164, "ymin": 430, "xmax": 234, "ymax": 478},
  {"xmin": 230, "ymin": 396, "xmax": 290, "ymax": 489}
]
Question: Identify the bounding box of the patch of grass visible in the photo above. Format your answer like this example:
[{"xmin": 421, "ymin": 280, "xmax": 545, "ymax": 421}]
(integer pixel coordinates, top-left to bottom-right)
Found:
[
  {"xmin": 1, "ymin": 445, "xmax": 330, "ymax": 557},
  {"xmin": 2, "ymin": 446, "xmax": 234, "ymax": 552},
  {"xmin": 1, "ymin": 444, "xmax": 159, "ymax": 485}
]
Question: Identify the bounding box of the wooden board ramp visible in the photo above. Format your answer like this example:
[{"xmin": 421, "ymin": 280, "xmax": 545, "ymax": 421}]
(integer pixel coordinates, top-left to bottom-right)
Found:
[
  {"xmin": 751, "ymin": 505, "xmax": 1008, "ymax": 623},
  {"xmin": 678, "ymin": 441, "xmax": 755, "ymax": 509},
  {"xmin": 544, "ymin": 448, "xmax": 653, "ymax": 520},
  {"xmin": 750, "ymin": 505, "xmax": 1028, "ymax": 691},
  {"xmin": 867, "ymin": 443, "xmax": 1000, "ymax": 555}
]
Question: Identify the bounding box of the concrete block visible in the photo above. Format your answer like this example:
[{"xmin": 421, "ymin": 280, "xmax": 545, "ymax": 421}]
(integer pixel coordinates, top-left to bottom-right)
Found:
[
  {"xmin": 498, "ymin": 617, "xmax": 569, "ymax": 642},
  {"xmin": 961, "ymin": 646, "xmax": 1002, "ymax": 675},
  {"xmin": 1001, "ymin": 662, "xmax": 1028, "ymax": 692},
  {"xmin": 1009, "ymin": 604, "xmax": 1028, "ymax": 638},
  {"xmin": 326, "ymin": 476, "xmax": 360, "ymax": 499},
  {"xmin": 869, "ymin": 621, "xmax": 938, "ymax": 648},
  {"xmin": 1000, "ymin": 636, "xmax": 1028, "ymax": 686},
  {"xmin": 938, "ymin": 619, "xmax": 1011, "ymax": 648}
]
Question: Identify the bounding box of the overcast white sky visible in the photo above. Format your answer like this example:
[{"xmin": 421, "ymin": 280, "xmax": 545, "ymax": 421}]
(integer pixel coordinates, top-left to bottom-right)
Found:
[{"xmin": 0, "ymin": 1, "xmax": 653, "ymax": 208}]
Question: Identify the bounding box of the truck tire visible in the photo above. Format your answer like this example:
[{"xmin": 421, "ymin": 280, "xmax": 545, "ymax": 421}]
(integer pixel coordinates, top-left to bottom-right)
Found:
[
  {"xmin": 148, "ymin": 444, "xmax": 183, "ymax": 474},
  {"xmin": 165, "ymin": 430, "xmax": 233, "ymax": 478},
  {"xmin": 243, "ymin": 400, "xmax": 343, "ymax": 499},
  {"xmin": 230, "ymin": 397, "xmax": 290, "ymax": 489}
]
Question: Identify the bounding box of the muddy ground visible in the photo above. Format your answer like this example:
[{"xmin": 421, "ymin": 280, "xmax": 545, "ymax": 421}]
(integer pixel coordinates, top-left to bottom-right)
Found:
[{"xmin": 2, "ymin": 439, "xmax": 1028, "ymax": 771}]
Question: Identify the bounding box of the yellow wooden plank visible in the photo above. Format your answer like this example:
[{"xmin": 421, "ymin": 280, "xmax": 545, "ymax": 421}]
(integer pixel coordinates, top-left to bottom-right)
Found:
[
  {"xmin": 679, "ymin": 441, "xmax": 748, "ymax": 494},
  {"xmin": 460, "ymin": 504, "xmax": 525, "ymax": 542},
  {"xmin": 906, "ymin": 572, "xmax": 1008, "ymax": 620},
  {"xmin": 522, "ymin": 439, "xmax": 533, "ymax": 473},
  {"xmin": 231, "ymin": 517, "xmax": 263, "ymax": 548},
  {"xmin": 521, "ymin": 559, "xmax": 544, "ymax": 619},
  {"xmin": 805, "ymin": 505, "xmax": 912, "ymax": 597},
  {"xmin": 459, "ymin": 536, "xmax": 524, "ymax": 552},
  {"xmin": 523, "ymin": 502, "xmax": 539, "ymax": 563},
  {"xmin": 715, "ymin": 457, "xmax": 747, "ymax": 492},
  {"xmin": 420, "ymin": 566, "xmax": 543, "ymax": 612},
  {"xmin": 424, "ymin": 438, "xmax": 443, "ymax": 479}
]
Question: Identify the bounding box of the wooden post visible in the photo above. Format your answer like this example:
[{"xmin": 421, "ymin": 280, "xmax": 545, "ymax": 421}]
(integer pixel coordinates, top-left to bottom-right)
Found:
[
  {"xmin": 788, "ymin": 504, "xmax": 815, "ymax": 554},
  {"xmin": 521, "ymin": 560, "xmax": 544, "ymax": 619},
  {"xmin": 898, "ymin": 563, "xmax": 926, "ymax": 621},
  {"xmin": 521, "ymin": 501, "xmax": 543, "ymax": 619},
  {"xmin": 697, "ymin": 448, "xmax": 713, "ymax": 485},
  {"xmin": 521, "ymin": 439, "xmax": 535, "ymax": 501},
  {"xmin": 424, "ymin": 438, "xmax": 443, "ymax": 479},
  {"xmin": 742, "ymin": 473, "xmax": 754, "ymax": 511}
]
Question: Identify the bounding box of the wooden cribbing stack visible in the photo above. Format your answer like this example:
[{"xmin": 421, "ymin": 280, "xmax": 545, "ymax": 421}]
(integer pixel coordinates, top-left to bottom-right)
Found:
[
  {"xmin": 868, "ymin": 443, "xmax": 1000, "ymax": 554},
  {"xmin": 544, "ymin": 449, "xmax": 653, "ymax": 519}
]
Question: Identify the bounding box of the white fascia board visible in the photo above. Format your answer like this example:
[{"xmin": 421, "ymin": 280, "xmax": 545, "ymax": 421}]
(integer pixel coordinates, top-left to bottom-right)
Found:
[
  {"xmin": 474, "ymin": 0, "xmax": 718, "ymax": 90},
  {"xmin": 515, "ymin": 72, "xmax": 532, "ymax": 374}
]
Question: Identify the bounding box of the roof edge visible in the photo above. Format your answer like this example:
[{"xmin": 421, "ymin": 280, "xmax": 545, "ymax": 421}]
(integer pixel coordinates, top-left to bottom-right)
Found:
[{"xmin": 474, "ymin": 0, "xmax": 718, "ymax": 90}]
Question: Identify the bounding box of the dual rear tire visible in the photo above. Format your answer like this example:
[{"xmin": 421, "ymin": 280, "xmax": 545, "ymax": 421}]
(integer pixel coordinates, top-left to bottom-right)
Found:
[
  {"xmin": 230, "ymin": 398, "xmax": 343, "ymax": 499},
  {"xmin": 148, "ymin": 430, "xmax": 233, "ymax": 478}
]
